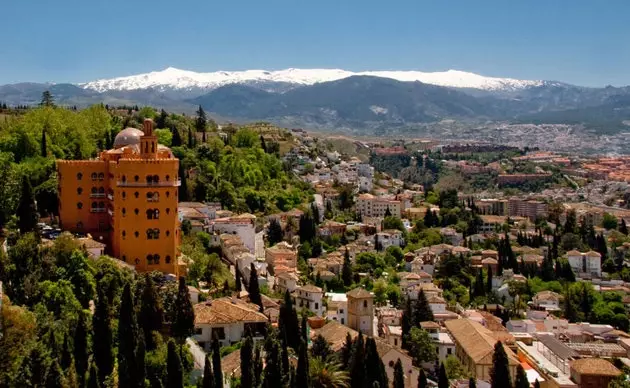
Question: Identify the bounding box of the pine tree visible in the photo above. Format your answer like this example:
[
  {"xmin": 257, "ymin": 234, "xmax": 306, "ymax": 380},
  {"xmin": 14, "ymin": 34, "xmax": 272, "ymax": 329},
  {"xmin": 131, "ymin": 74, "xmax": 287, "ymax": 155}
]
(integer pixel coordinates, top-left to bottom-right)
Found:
[
  {"xmin": 514, "ymin": 364, "xmax": 529, "ymax": 388},
  {"xmin": 166, "ymin": 340, "xmax": 184, "ymax": 388},
  {"xmin": 349, "ymin": 332, "xmax": 365, "ymax": 388},
  {"xmin": 413, "ymin": 289, "xmax": 434, "ymax": 325},
  {"xmin": 196, "ymin": 106, "xmax": 207, "ymax": 142},
  {"xmin": 418, "ymin": 368, "xmax": 428, "ymax": 388},
  {"xmin": 118, "ymin": 283, "xmax": 141, "ymax": 388},
  {"xmin": 393, "ymin": 359, "xmax": 404, "ymax": 388},
  {"xmin": 486, "ymin": 266, "xmax": 493, "ymax": 294},
  {"xmin": 212, "ymin": 338, "xmax": 223, "ymax": 388},
  {"xmin": 202, "ymin": 355, "xmax": 214, "ymax": 388},
  {"xmin": 17, "ymin": 175, "xmax": 38, "ymax": 234},
  {"xmin": 490, "ymin": 342, "xmax": 511, "ymax": 388},
  {"xmin": 41, "ymin": 90, "xmax": 55, "ymax": 107},
  {"xmin": 46, "ymin": 359, "xmax": 67, "ymax": 388},
  {"xmin": 74, "ymin": 312, "xmax": 89, "ymax": 384},
  {"xmin": 342, "ymin": 248, "xmax": 353, "ymax": 287},
  {"xmin": 156, "ymin": 109, "xmax": 168, "ymax": 128},
  {"xmin": 248, "ymin": 263, "xmax": 263, "ymax": 310},
  {"xmin": 93, "ymin": 285, "xmax": 113, "ymax": 384},
  {"xmin": 240, "ymin": 335, "xmax": 255, "ymax": 388},
  {"xmin": 438, "ymin": 362, "xmax": 449, "ymax": 388},
  {"xmin": 365, "ymin": 337, "xmax": 388, "ymax": 387},
  {"xmin": 139, "ymin": 275, "xmax": 163, "ymax": 351},
  {"xmin": 296, "ymin": 340, "xmax": 310, "ymax": 388},
  {"xmin": 172, "ymin": 277, "xmax": 195, "ymax": 343}
]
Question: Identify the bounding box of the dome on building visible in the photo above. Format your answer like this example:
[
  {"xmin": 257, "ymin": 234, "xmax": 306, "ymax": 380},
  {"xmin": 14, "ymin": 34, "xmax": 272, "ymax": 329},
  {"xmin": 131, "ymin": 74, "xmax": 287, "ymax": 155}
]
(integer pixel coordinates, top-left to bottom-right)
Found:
[{"xmin": 113, "ymin": 127, "xmax": 144, "ymax": 149}]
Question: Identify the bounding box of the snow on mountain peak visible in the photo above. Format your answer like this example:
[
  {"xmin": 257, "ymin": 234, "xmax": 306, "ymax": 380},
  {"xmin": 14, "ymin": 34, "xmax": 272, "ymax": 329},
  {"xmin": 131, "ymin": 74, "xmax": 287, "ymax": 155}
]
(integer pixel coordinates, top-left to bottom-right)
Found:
[{"xmin": 81, "ymin": 67, "xmax": 544, "ymax": 93}]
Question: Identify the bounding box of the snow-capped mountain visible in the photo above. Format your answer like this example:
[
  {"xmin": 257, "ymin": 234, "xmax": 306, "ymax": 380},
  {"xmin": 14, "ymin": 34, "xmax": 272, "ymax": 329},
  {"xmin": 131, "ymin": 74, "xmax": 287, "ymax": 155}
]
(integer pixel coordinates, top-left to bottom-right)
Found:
[{"xmin": 81, "ymin": 67, "xmax": 545, "ymax": 93}]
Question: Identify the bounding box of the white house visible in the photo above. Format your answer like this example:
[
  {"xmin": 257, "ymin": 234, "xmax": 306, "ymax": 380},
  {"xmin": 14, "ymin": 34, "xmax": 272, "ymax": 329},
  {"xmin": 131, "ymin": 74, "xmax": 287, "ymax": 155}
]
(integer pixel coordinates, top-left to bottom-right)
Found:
[
  {"xmin": 77, "ymin": 237, "xmax": 106, "ymax": 258},
  {"xmin": 210, "ymin": 214, "xmax": 256, "ymax": 253},
  {"xmin": 567, "ymin": 250, "xmax": 602, "ymax": 278},
  {"xmin": 294, "ymin": 284, "xmax": 324, "ymax": 316},
  {"xmin": 275, "ymin": 272, "xmax": 299, "ymax": 294},
  {"xmin": 532, "ymin": 291, "xmax": 563, "ymax": 311},
  {"xmin": 326, "ymin": 292, "xmax": 348, "ymax": 325},
  {"xmin": 193, "ymin": 298, "xmax": 268, "ymax": 350}
]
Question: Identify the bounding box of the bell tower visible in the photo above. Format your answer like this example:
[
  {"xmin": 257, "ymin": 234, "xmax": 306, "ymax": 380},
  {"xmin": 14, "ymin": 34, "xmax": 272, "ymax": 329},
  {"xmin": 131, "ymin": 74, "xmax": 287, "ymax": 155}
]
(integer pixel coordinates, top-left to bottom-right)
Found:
[{"xmin": 140, "ymin": 119, "xmax": 157, "ymax": 159}]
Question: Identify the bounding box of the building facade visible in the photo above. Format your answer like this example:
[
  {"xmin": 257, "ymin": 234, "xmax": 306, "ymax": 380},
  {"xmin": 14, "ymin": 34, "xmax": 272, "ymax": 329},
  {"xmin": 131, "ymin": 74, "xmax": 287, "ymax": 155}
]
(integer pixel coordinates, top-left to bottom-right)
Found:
[
  {"xmin": 57, "ymin": 119, "xmax": 181, "ymax": 274},
  {"xmin": 347, "ymin": 287, "xmax": 374, "ymax": 336}
]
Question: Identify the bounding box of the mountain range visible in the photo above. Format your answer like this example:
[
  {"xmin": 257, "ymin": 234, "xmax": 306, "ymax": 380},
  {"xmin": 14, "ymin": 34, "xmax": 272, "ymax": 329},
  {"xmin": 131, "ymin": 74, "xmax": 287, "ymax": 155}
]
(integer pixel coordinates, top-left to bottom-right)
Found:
[{"xmin": 3, "ymin": 67, "xmax": 630, "ymax": 132}]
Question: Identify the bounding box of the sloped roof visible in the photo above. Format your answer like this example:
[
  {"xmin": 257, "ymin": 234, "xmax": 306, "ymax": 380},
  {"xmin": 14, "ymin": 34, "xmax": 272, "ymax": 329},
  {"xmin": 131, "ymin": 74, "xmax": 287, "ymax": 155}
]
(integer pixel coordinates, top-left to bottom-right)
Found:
[
  {"xmin": 194, "ymin": 298, "xmax": 268, "ymax": 325},
  {"xmin": 347, "ymin": 287, "xmax": 373, "ymax": 299},
  {"xmin": 570, "ymin": 358, "xmax": 621, "ymax": 376},
  {"xmin": 445, "ymin": 319, "xmax": 519, "ymax": 365}
]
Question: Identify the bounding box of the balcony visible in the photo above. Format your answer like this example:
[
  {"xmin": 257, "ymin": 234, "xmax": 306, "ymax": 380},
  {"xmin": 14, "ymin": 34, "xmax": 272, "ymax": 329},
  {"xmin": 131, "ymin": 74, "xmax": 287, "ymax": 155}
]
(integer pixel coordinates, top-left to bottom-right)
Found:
[
  {"xmin": 90, "ymin": 208, "xmax": 107, "ymax": 213},
  {"xmin": 90, "ymin": 193, "xmax": 106, "ymax": 198},
  {"xmin": 116, "ymin": 179, "xmax": 181, "ymax": 187}
]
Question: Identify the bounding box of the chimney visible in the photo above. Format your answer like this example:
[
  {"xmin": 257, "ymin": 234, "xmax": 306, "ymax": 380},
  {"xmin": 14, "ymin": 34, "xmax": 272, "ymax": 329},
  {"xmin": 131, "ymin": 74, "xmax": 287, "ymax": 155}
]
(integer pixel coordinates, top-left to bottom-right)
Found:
[{"xmin": 143, "ymin": 118, "xmax": 153, "ymax": 136}]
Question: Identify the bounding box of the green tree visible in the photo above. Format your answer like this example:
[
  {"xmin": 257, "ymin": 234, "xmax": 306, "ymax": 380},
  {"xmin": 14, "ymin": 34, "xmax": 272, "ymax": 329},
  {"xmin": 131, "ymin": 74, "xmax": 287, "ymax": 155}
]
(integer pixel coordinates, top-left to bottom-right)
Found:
[
  {"xmin": 118, "ymin": 283, "xmax": 143, "ymax": 388},
  {"xmin": 438, "ymin": 362, "xmax": 449, "ymax": 388},
  {"xmin": 490, "ymin": 342, "xmax": 511, "ymax": 388},
  {"xmin": 171, "ymin": 276, "xmax": 195, "ymax": 343},
  {"xmin": 263, "ymin": 333, "xmax": 282, "ymax": 388},
  {"xmin": 268, "ymin": 218, "xmax": 284, "ymax": 245},
  {"xmin": 406, "ymin": 327, "xmax": 437, "ymax": 365},
  {"xmin": 86, "ymin": 362, "xmax": 100, "ymax": 388},
  {"xmin": 413, "ymin": 289, "xmax": 434, "ymax": 325},
  {"xmin": 196, "ymin": 106, "xmax": 207, "ymax": 142},
  {"xmin": 365, "ymin": 337, "xmax": 388, "ymax": 387},
  {"xmin": 418, "ymin": 368, "xmax": 428, "ymax": 388},
  {"xmin": 296, "ymin": 340, "xmax": 311, "ymax": 388},
  {"xmin": 248, "ymin": 263, "xmax": 263, "ymax": 310},
  {"xmin": 41, "ymin": 90, "xmax": 55, "ymax": 107},
  {"xmin": 309, "ymin": 357, "xmax": 349, "ymax": 388},
  {"xmin": 202, "ymin": 355, "xmax": 214, "ymax": 388},
  {"xmin": 212, "ymin": 338, "xmax": 223, "ymax": 388},
  {"xmin": 92, "ymin": 285, "xmax": 113, "ymax": 384},
  {"xmin": 311, "ymin": 335, "xmax": 333, "ymax": 361},
  {"xmin": 342, "ymin": 248, "xmax": 353, "ymax": 287},
  {"xmin": 73, "ymin": 311, "xmax": 89, "ymax": 384},
  {"xmin": 166, "ymin": 340, "xmax": 184, "ymax": 388},
  {"xmin": 17, "ymin": 175, "xmax": 38, "ymax": 234},
  {"xmin": 139, "ymin": 275, "xmax": 164, "ymax": 351},
  {"xmin": 279, "ymin": 290, "xmax": 300, "ymax": 349},
  {"xmin": 393, "ymin": 359, "xmax": 404, "ymax": 388},
  {"xmin": 240, "ymin": 335, "xmax": 255, "ymax": 388},
  {"xmin": 444, "ymin": 355, "xmax": 467, "ymax": 379},
  {"xmin": 349, "ymin": 333, "xmax": 365, "ymax": 388},
  {"xmin": 46, "ymin": 359, "xmax": 67, "ymax": 388},
  {"xmin": 602, "ymin": 213, "xmax": 618, "ymax": 230},
  {"xmin": 41, "ymin": 124, "xmax": 48, "ymax": 157},
  {"xmin": 514, "ymin": 364, "xmax": 529, "ymax": 388}
]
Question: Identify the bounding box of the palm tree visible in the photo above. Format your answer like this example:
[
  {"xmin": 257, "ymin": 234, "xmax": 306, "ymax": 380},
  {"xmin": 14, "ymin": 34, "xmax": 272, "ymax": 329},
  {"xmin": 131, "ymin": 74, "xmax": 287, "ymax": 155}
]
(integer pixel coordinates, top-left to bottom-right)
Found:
[{"xmin": 309, "ymin": 357, "xmax": 350, "ymax": 388}]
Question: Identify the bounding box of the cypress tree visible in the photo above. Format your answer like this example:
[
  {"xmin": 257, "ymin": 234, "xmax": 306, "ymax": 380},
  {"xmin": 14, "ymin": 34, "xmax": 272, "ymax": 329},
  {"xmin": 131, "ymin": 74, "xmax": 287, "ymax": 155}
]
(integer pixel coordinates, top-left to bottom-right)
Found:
[
  {"xmin": 171, "ymin": 126, "xmax": 182, "ymax": 147},
  {"xmin": 469, "ymin": 377, "xmax": 477, "ymax": 388},
  {"xmin": 393, "ymin": 359, "xmax": 404, "ymax": 388},
  {"xmin": 212, "ymin": 338, "xmax": 223, "ymax": 388},
  {"xmin": 486, "ymin": 266, "xmax": 493, "ymax": 294},
  {"xmin": 139, "ymin": 275, "xmax": 164, "ymax": 351},
  {"xmin": 413, "ymin": 289, "xmax": 434, "ymax": 325},
  {"xmin": 301, "ymin": 313, "xmax": 308, "ymax": 343},
  {"xmin": 341, "ymin": 332, "xmax": 354, "ymax": 368},
  {"xmin": 620, "ymin": 219, "xmax": 629, "ymax": 235},
  {"xmin": 349, "ymin": 332, "xmax": 365, "ymax": 388},
  {"xmin": 166, "ymin": 340, "xmax": 184, "ymax": 388},
  {"xmin": 172, "ymin": 277, "xmax": 195, "ymax": 343},
  {"xmin": 17, "ymin": 175, "xmax": 38, "ymax": 234},
  {"xmin": 514, "ymin": 364, "xmax": 529, "ymax": 388},
  {"xmin": 365, "ymin": 337, "xmax": 388, "ymax": 387},
  {"xmin": 438, "ymin": 362, "xmax": 449, "ymax": 388},
  {"xmin": 67, "ymin": 361, "xmax": 79, "ymax": 388},
  {"xmin": 401, "ymin": 297, "xmax": 412, "ymax": 350},
  {"xmin": 118, "ymin": 283, "xmax": 140, "ymax": 388},
  {"xmin": 296, "ymin": 340, "xmax": 310, "ymax": 388},
  {"xmin": 418, "ymin": 368, "xmax": 428, "ymax": 388},
  {"xmin": 248, "ymin": 263, "xmax": 263, "ymax": 310},
  {"xmin": 202, "ymin": 355, "xmax": 214, "ymax": 388},
  {"xmin": 46, "ymin": 359, "xmax": 67, "ymax": 388},
  {"xmin": 61, "ymin": 333, "xmax": 72, "ymax": 371},
  {"xmin": 268, "ymin": 218, "xmax": 284, "ymax": 245},
  {"xmin": 41, "ymin": 126, "xmax": 47, "ymax": 157},
  {"xmin": 311, "ymin": 335, "xmax": 332, "ymax": 360},
  {"xmin": 490, "ymin": 342, "xmax": 512, "ymax": 388},
  {"xmin": 254, "ymin": 345, "xmax": 263, "ymax": 388},
  {"xmin": 93, "ymin": 285, "xmax": 113, "ymax": 384},
  {"xmin": 74, "ymin": 312, "xmax": 89, "ymax": 384},
  {"xmin": 279, "ymin": 290, "xmax": 300, "ymax": 349},
  {"xmin": 240, "ymin": 335, "xmax": 255, "ymax": 388},
  {"xmin": 342, "ymin": 247, "xmax": 353, "ymax": 287},
  {"xmin": 235, "ymin": 265, "xmax": 242, "ymax": 292},
  {"xmin": 137, "ymin": 332, "xmax": 146, "ymax": 388},
  {"xmin": 178, "ymin": 163, "xmax": 190, "ymax": 202},
  {"xmin": 188, "ymin": 128, "xmax": 195, "ymax": 148},
  {"xmin": 263, "ymin": 334, "xmax": 282, "ymax": 388}
]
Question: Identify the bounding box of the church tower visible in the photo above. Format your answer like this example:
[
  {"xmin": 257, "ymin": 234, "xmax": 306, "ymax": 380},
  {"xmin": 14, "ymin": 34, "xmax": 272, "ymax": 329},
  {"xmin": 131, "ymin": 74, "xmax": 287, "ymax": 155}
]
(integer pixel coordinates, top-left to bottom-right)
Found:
[{"xmin": 140, "ymin": 118, "xmax": 158, "ymax": 158}]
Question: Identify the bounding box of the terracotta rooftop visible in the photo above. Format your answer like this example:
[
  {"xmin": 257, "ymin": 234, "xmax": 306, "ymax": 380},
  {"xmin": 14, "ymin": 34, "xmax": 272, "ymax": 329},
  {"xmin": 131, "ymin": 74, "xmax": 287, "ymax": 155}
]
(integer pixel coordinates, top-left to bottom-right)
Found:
[
  {"xmin": 194, "ymin": 298, "xmax": 268, "ymax": 325},
  {"xmin": 221, "ymin": 349, "xmax": 241, "ymax": 378},
  {"xmin": 346, "ymin": 287, "xmax": 373, "ymax": 299},
  {"xmin": 570, "ymin": 358, "xmax": 621, "ymax": 376},
  {"xmin": 445, "ymin": 319, "xmax": 519, "ymax": 365}
]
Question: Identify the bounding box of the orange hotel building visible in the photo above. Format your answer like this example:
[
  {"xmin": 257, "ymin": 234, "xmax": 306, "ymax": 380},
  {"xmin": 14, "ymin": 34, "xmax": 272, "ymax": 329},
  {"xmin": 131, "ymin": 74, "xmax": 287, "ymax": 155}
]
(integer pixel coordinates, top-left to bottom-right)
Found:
[{"xmin": 57, "ymin": 119, "xmax": 183, "ymax": 274}]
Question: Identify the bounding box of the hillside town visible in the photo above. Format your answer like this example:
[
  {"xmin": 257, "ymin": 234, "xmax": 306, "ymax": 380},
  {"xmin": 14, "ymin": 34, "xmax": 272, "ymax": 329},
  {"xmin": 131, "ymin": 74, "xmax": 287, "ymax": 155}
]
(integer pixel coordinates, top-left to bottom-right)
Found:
[{"xmin": 3, "ymin": 106, "xmax": 630, "ymax": 388}]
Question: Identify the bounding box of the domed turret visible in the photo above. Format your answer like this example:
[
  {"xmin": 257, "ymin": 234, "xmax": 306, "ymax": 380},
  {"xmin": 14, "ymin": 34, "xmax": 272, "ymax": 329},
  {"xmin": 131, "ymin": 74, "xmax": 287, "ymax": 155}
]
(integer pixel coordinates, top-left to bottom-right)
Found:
[{"xmin": 113, "ymin": 127, "xmax": 144, "ymax": 149}]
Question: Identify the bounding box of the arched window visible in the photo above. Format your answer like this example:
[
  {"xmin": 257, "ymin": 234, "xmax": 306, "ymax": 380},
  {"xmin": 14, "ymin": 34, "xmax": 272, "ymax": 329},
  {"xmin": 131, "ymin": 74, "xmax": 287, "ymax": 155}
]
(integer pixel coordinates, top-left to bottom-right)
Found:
[
  {"xmin": 122, "ymin": 255, "xmax": 127, "ymax": 262},
  {"xmin": 122, "ymin": 208, "xmax": 126, "ymax": 216},
  {"xmin": 153, "ymin": 228, "xmax": 160, "ymax": 239},
  {"xmin": 99, "ymin": 187, "xmax": 105, "ymax": 194},
  {"xmin": 76, "ymin": 222, "xmax": 83, "ymax": 229},
  {"xmin": 91, "ymin": 202, "xmax": 97, "ymax": 209},
  {"xmin": 153, "ymin": 254, "xmax": 160, "ymax": 264},
  {"xmin": 134, "ymin": 192, "xmax": 139, "ymax": 198},
  {"xmin": 153, "ymin": 175, "xmax": 159, "ymax": 183},
  {"xmin": 146, "ymin": 229, "xmax": 153, "ymax": 239},
  {"xmin": 363, "ymin": 300, "xmax": 368, "ymax": 308},
  {"xmin": 122, "ymin": 191, "xmax": 126, "ymax": 199},
  {"xmin": 147, "ymin": 254, "xmax": 154, "ymax": 265},
  {"xmin": 91, "ymin": 187, "xmax": 97, "ymax": 194},
  {"xmin": 134, "ymin": 175, "xmax": 139, "ymax": 182},
  {"xmin": 121, "ymin": 175, "xmax": 127, "ymax": 183},
  {"xmin": 98, "ymin": 172, "xmax": 104, "ymax": 180},
  {"xmin": 166, "ymin": 191, "xmax": 170, "ymax": 198},
  {"xmin": 98, "ymin": 201, "xmax": 104, "ymax": 208},
  {"xmin": 77, "ymin": 173, "xmax": 83, "ymax": 180},
  {"xmin": 134, "ymin": 208, "xmax": 139, "ymax": 215},
  {"xmin": 77, "ymin": 187, "xmax": 83, "ymax": 195},
  {"xmin": 166, "ymin": 230, "xmax": 170, "ymax": 237},
  {"xmin": 166, "ymin": 208, "xmax": 170, "ymax": 214},
  {"xmin": 165, "ymin": 255, "xmax": 171, "ymax": 264},
  {"xmin": 134, "ymin": 231, "xmax": 139, "ymax": 238},
  {"xmin": 122, "ymin": 231, "xmax": 126, "ymax": 239},
  {"xmin": 91, "ymin": 172, "xmax": 97, "ymax": 180},
  {"xmin": 153, "ymin": 192, "xmax": 159, "ymax": 201},
  {"xmin": 77, "ymin": 202, "xmax": 83, "ymax": 209},
  {"xmin": 146, "ymin": 209, "xmax": 153, "ymax": 220},
  {"xmin": 147, "ymin": 175, "xmax": 153, "ymax": 184},
  {"xmin": 166, "ymin": 175, "xmax": 170, "ymax": 181},
  {"xmin": 146, "ymin": 192, "xmax": 152, "ymax": 200},
  {"xmin": 135, "ymin": 258, "xmax": 140, "ymax": 265}
]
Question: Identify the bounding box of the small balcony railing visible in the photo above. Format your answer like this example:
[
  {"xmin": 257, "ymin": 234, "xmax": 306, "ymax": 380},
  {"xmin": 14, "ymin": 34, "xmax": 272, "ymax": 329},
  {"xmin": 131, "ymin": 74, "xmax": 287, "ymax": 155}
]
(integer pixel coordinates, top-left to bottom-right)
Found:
[
  {"xmin": 90, "ymin": 193, "xmax": 106, "ymax": 198},
  {"xmin": 116, "ymin": 179, "xmax": 181, "ymax": 187},
  {"xmin": 90, "ymin": 208, "xmax": 107, "ymax": 213}
]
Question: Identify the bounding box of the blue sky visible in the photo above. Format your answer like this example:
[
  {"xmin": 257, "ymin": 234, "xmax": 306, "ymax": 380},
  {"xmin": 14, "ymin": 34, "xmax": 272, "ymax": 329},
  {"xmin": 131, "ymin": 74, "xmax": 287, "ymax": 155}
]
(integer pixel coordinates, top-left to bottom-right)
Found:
[{"xmin": 2, "ymin": 0, "xmax": 629, "ymax": 86}]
